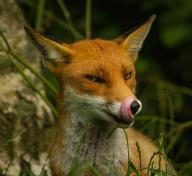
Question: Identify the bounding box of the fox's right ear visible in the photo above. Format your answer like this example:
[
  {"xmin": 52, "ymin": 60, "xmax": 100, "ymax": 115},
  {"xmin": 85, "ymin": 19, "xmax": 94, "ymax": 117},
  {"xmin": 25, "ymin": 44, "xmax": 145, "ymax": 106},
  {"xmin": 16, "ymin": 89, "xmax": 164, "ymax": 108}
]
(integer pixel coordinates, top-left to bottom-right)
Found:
[
  {"xmin": 24, "ymin": 26, "xmax": 74, "ymax": 68},
  {"xmin": 115, "ymin": 15, "xmax": 156, "ymax": 61}
]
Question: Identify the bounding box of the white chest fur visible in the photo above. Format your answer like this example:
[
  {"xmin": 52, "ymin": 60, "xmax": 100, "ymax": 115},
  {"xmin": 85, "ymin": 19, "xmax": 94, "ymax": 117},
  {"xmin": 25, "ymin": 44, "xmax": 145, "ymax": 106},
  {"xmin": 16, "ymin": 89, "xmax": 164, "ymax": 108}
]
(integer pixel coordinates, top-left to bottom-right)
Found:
[{"xmin": 52, "ymin": 112, "xmax": 129, "ymax": 175}]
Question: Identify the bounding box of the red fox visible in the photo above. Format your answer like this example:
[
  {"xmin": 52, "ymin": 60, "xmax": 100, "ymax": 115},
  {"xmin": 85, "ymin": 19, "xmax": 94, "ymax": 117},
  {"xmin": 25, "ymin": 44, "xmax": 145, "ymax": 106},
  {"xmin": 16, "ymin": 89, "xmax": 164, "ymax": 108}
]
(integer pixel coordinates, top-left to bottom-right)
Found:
[{"xmin": 25, "ymin": 15, "xmax": 175, "ymax": 176}]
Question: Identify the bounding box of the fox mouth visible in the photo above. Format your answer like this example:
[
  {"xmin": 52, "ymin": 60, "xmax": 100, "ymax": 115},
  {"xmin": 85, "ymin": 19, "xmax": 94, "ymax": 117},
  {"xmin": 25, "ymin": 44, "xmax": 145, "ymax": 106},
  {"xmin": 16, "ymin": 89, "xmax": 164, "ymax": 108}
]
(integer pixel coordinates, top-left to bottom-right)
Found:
[{"xmin": 102, "ymin": 110, "xmax": 134, "ymax": 128}]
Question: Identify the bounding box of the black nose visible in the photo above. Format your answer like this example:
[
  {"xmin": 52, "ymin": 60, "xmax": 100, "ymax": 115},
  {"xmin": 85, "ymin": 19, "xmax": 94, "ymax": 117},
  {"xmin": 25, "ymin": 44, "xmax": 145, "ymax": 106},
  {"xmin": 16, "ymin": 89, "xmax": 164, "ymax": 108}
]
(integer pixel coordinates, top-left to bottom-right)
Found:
[{"xmin": 130, "ymin": 100, "xmax": 141, "ymax": 115}]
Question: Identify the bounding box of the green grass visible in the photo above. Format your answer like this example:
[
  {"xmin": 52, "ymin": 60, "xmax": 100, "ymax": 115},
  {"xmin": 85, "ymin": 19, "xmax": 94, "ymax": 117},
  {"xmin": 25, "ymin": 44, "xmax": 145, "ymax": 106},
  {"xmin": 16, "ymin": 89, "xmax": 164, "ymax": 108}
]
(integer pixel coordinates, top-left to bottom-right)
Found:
[
  {"xmin": 0, "ymin": 129, "xmax": 176, "ymax": 176},
  {"xmin": 0, "ymin": 0, "xmax": 192, "ymax": 175}
]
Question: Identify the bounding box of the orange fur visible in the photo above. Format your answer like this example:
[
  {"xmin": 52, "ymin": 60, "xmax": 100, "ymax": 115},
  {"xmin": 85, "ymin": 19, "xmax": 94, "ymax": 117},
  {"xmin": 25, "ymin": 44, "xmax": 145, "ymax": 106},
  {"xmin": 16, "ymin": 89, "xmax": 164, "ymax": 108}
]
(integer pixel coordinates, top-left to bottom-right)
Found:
[
  {"xmin": 25, "ymin": 15, "xmax": 176, "ymax": 176},
  {"xmin": 58, "ymin": 39, "xmax": 136, "ymax": 101}
]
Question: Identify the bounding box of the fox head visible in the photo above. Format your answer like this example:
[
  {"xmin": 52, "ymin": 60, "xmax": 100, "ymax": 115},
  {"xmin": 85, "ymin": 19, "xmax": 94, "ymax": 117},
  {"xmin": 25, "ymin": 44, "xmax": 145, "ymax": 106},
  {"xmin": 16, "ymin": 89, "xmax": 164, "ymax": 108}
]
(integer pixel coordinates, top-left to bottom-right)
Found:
[{"xmin": 25, "ymin": 15, "xmax": 155, "ymax": 128}]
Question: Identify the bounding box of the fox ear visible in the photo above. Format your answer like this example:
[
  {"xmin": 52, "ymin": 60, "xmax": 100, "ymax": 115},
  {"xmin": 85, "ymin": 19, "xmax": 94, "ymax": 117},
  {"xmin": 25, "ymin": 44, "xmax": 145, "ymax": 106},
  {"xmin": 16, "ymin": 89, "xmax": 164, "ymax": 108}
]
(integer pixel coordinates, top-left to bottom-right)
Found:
[
  {"xmin": 24, "ymin": 26, "xmax": 74, "ymax": 67},
  {"xmin": 115, "ymin": 15, "xmax": 156, "ymax": 61}
]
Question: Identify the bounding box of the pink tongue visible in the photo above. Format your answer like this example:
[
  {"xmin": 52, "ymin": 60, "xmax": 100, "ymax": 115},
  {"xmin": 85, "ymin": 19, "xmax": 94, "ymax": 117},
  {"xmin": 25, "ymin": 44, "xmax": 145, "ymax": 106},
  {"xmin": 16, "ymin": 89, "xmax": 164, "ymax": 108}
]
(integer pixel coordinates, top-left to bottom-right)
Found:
[{"xmin": 119, "ymin": 97, "xmax": 134, "ymax": 121}]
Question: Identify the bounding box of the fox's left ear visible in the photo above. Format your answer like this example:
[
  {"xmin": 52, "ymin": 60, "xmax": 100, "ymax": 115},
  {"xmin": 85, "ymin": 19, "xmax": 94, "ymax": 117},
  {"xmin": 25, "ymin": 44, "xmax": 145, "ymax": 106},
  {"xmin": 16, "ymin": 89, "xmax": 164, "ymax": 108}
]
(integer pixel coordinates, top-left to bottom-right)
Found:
[
  {"xmin": 115, "ymin": 15, "xmax": 156, "ymax": 61},
  {"xmin": 24, "ymin": 26, "xmax": 74, "ymax": 70}
]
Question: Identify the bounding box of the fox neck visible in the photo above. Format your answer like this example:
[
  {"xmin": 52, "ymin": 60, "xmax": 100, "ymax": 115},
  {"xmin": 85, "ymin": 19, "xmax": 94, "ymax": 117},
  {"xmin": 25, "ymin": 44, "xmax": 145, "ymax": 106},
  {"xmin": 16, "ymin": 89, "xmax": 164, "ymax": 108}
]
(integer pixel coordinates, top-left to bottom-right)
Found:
[{"xmin": 56, "ymin": 96, "xmax": 128, "ymax": 175}]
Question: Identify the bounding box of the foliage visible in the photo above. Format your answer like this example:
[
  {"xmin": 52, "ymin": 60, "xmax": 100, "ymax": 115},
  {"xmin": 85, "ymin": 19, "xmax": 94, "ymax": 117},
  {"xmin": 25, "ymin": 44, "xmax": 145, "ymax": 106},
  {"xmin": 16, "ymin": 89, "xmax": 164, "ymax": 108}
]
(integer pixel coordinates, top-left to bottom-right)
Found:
[{"xmin": 0, "ymin": 0, "xmax": 191, "ymax": 175}]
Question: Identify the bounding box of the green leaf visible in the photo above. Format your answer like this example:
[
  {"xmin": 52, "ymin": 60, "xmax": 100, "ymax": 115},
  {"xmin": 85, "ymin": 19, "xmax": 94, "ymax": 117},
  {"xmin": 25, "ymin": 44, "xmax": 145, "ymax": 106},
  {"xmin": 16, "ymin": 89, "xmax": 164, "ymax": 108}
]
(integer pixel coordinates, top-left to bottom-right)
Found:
[{"xmin": 161, "ymin": 25, "xmax": 188, "ymax": 47}]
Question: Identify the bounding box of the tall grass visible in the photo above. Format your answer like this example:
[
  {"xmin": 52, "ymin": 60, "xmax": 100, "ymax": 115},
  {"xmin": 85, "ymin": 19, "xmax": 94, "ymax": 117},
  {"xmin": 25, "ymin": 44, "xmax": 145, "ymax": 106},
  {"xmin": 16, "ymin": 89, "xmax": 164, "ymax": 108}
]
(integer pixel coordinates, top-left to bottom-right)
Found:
[{"xmin": 0, "ymin": 0, "xmax": 192, "ymax": 175}]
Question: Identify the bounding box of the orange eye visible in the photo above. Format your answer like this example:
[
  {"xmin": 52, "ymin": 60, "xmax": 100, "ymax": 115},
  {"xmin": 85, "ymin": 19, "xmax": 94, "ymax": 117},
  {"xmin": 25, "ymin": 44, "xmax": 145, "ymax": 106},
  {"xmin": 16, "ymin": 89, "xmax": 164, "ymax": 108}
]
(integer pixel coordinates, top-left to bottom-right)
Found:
[
  {"xmin": 124, "ymin": 72, "xmax": 132, "ymax": 80},
  {"xmin": 86, "ymin": 75, "xmax": 105, "ymax": 83}
]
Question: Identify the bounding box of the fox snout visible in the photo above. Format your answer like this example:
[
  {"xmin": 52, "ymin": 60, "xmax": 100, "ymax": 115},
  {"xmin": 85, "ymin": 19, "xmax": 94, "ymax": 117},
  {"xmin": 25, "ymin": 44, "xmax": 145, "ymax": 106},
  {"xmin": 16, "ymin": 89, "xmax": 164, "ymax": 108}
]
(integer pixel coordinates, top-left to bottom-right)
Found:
[
  {"xmin": 118, "ymin": 96, "xmax": 142, "ymax": 126},
  {"xmin": 104, "ymin": 96, "xmax": 142, "ymax": 128}
]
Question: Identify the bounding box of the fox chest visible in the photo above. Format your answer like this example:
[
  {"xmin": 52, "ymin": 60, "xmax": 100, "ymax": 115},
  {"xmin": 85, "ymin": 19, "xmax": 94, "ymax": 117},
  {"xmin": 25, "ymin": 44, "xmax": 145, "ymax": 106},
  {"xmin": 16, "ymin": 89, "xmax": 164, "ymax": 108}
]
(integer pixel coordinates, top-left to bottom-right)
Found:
[{"xmin": 59, "ymin": 128, "xmax": 129, "ymax": 176}]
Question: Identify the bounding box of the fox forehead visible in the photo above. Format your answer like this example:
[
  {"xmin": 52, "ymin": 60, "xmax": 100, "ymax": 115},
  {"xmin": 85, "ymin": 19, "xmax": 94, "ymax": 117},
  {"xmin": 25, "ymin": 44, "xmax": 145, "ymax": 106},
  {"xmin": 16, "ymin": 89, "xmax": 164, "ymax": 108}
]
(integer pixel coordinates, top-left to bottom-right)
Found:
[
  {"xmin": 62, "ymin": 39, "xmax": 135, "ymax": 76},
  {"xmin": 70, "ymin": 39, "xmax": 132, "ymax": 64},
  {"xmin": 61, "ymin": 39, "xmax": 136, "ymax": 98}
]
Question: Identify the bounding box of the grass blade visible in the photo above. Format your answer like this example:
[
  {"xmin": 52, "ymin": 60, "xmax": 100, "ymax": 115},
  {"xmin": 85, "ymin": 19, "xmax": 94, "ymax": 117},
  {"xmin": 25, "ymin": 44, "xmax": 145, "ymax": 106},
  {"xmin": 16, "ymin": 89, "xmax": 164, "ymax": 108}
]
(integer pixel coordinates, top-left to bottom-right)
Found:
[
  {"xmin": 85, "ymin": 0, "xmax": 92, "ymax": 38},
  {"xmin": 9, "ymin": 58, "xmax": 58, "ymax": 118},
  {"xmin": 0, "ymin": 49, "xmax": 57, "ymax": 95},
  {"xmin": 36, "ymin": 0, "xmax": 46, "ymax": 30},
  {"xmin": 56, "ymin": 0, "xmax": 83, "ymax": 39}
]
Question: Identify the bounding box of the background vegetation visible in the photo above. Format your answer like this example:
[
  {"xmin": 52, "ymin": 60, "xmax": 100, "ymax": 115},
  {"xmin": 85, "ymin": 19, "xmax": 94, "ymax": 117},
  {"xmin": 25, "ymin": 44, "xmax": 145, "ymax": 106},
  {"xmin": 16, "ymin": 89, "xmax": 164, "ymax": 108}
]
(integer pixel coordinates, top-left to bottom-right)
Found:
[
  {"xmin": 15, "ymin": 0, "xmax": 192, "ymax": 174},
  {"xmin": 0, "ymin": 0, "xmax": 191, "ymax": 175}
]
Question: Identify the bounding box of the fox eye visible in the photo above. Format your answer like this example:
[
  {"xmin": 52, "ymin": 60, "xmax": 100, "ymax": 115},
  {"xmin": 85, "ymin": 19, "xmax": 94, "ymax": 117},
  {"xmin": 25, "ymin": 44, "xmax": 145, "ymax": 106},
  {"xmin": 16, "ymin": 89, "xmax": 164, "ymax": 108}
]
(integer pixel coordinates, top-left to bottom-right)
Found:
[
  {"xmin": 124, "ymin": 72, "xmax": 132, "ymax": 80},
  {"xmin": 86, "ymin": 75, "xmax": 105, "ymax": 83}
]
